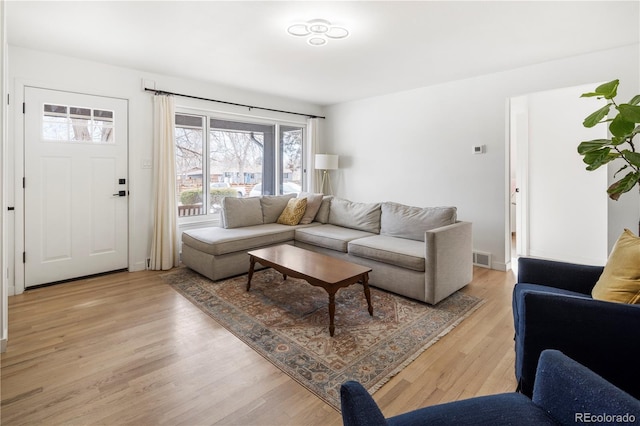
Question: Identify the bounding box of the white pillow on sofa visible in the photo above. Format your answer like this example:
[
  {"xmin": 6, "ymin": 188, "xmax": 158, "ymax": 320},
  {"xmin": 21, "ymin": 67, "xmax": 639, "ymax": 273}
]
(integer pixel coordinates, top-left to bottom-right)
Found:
[{"xmin": 297, "ymin": 192, "xmax": 324, "ymax": 224}]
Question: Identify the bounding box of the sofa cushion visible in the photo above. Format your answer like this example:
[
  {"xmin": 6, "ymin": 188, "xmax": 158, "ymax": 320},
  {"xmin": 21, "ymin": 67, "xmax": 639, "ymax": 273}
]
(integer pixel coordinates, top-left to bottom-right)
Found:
[
  {"xmin": 221, "ymin": 196, "xmax": 263, "ymax": 229},
  {"xmin": 298, "ymin": 192, "xmax": 324, "ymax": 224},
  {"xmin": 295, "ymin": 224, "xmax": 376, "ymax": 252},
  {"xmin": 592, "ymin": 229, "xmax": 640, "ymax": 304},
  {"xmin": 348, "ymin": 235, "xmax": 425, "ymax": 272},
  {"xmin": 277, "ymin": 197, "xmax": 307, "ymax": 225},
  {"xmin": 329, "ymin": 198, "xmax": 381, "ymax": 233},
  {"xmin": 260, "ymin": 193, "xmax": 296, "ymax": 224},
  {"xmin": 380, "ymin": 202, "xmax": 457, "ymax": 242},
  {"xmin": 182, "ymin": 223, "xmax": 296, "ymax": 256},
  {"xmin": 315, "ymin": 196, "xmax": 332, "ymax": 223}
]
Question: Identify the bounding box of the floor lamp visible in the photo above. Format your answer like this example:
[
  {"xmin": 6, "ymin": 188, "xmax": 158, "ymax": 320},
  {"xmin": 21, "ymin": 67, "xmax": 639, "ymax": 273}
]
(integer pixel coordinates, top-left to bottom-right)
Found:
[{"xmin": 315, "ymin": 154, "xmax": 338, "ymax": 195}]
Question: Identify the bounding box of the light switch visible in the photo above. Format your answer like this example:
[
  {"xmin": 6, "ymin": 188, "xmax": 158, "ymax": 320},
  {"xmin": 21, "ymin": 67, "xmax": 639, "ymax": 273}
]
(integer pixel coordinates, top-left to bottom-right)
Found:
[{"xmin": 473, "ymin": 145, "xmax": 486, "ymax": 154}]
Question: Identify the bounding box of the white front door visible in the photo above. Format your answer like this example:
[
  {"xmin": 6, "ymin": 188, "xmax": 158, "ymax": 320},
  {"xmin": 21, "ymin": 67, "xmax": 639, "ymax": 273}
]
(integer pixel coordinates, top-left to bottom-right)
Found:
[{"xmin": 24, "ymin": 87, "xmax": 128, "ymax": 287}]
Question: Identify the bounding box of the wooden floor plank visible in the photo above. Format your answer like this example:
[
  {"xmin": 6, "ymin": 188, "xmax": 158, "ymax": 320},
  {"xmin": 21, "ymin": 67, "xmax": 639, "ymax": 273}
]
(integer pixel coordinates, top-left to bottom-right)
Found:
[{"xmin": 1, "ymin": 266, "xmax": 517, "ymax": 425}]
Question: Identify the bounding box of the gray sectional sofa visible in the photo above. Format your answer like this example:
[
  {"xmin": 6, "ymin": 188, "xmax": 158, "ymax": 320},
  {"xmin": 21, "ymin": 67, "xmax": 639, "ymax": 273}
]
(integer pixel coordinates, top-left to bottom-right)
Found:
[{"xmin": 181, "ymin": 194, "xmax": 473, "ymax": 304}]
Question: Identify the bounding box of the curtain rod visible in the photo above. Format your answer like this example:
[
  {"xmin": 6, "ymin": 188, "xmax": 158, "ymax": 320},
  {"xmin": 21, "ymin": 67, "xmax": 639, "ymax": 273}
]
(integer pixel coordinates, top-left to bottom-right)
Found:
[{"xmin": 144, "ymin": 88, "xmax": 325, "ymax": 119}]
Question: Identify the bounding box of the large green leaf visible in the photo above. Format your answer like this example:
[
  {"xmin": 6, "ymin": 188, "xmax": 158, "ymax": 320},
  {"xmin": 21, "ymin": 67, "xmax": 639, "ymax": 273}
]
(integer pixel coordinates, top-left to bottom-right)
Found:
[
  {"xmin": 583, "ymin": 104, "xmax": 611, "ymax": 128},
  {"xmin": 607, "ymin": 171, "xmax": 640, "ymax": 200},
  {"xmin": 611, "ymin": 135, "xmax": 628, "ymax": 146},
  {"xmin": 618, "ymin": 104, "xmax": 640, "ymax": 123},
  {"xmin": 583, "ymin": 147, "xmax": 617, "ymax": 170},
  {"xmin": 622, "ymin": 150, "xmax": 640, "ymax": 167},
  {"xmin": 586, "ymin": 158, "xmax": 618, "ymax": 171},
  {"xmin": 577, "ymin": 139, "xmax": 611, "ymax": 154},
  {"xmin": 580, "ymin": 80, "xmax": 620, "ymax": 99},
  {"xmin": 609, "ymin": 114, "xmax": 635, "ymax": 137},
  {"xmin": 595, "ymin": 79, "xmax": 619, "ymax": 99}
]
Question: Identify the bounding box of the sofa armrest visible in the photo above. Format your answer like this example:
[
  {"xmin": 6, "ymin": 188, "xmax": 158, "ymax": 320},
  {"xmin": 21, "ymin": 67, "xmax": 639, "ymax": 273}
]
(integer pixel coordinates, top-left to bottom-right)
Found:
[
  {"xmin": 517, "ymin": 257, "xmax": 603, "ymax": 295},
  {"xmin": 424, "ymin": 221, "xmax": 473, "ymax": 304},
  {"xmin": 533, "ymin": 350, "xmax": 640, "ymax": 424},
  {"xmin": 515, "ymin": 291, "xmax": 640, "ymax": 399}
]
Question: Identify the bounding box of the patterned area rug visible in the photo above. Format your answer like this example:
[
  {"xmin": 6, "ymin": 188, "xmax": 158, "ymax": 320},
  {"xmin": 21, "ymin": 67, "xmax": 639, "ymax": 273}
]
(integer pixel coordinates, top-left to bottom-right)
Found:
[{"xmin": 161, "ymin": 267, "xmax": 483, "ymax": 411}]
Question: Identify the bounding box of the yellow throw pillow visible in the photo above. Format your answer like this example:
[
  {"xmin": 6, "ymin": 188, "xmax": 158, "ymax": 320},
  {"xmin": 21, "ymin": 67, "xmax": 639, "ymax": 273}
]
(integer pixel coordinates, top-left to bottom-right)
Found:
[
  {"xmin": 277, "ymin": 198, "xmax": 307, "ymax": 226},
  {"xmin": 592, "ymin": 229, "xmax": 640, "ymax": 304}
]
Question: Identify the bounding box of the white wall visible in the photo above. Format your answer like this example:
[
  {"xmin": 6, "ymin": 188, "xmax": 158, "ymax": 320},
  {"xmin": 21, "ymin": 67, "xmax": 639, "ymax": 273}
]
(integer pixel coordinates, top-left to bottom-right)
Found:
[
  {"xmin": 6, "ymin": 45, "xmax": 322, "ymax": 295},
  {"xmin": 526, "ymin": 84, "xmax": 608, "ymax": 265},
  {"xmin": 322, "ymin": 44, "xmax": 639, "ymax": 270}
]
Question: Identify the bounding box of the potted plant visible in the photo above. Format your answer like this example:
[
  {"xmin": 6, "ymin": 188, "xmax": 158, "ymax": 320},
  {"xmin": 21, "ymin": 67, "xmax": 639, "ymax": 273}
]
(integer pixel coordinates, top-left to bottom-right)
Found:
[{"xmin": 577, "ymin": 79, "xmax": 640, "ymax": 201}]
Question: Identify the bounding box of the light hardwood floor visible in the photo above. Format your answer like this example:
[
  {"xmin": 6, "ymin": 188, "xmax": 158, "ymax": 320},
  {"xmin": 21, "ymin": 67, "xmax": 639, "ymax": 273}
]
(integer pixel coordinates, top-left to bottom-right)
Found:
[{"xmin": 1, "ymin": 266, "xmax": 517, "ymax": 425}]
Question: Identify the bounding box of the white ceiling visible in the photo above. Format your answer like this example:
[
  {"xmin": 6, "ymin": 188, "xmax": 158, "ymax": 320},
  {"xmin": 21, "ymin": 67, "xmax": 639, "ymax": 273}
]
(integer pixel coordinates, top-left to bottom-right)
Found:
[{"xmin": 6, "ymin": 1, "xmax": 639, "ymax": 106}]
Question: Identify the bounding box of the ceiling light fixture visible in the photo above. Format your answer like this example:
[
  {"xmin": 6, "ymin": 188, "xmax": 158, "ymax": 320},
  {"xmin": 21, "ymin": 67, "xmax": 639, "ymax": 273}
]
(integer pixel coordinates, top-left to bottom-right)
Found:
[{"xmin": 287, "ymin": 19, "xmax": 349, "ymax": 46}]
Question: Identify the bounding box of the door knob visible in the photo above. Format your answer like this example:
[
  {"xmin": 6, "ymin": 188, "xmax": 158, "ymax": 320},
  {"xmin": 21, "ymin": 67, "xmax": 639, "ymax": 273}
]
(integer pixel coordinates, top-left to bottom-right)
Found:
[{"xmin": 112, "ymin": 190, "xmax": 127, "ymax": 197}]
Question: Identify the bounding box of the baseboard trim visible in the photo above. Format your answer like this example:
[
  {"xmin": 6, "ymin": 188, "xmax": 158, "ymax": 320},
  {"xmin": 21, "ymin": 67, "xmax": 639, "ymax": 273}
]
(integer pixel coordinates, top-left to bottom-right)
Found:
[
  {"xmin": 1, "ymin": 338, "xmax": 7, "ymax": 353},
  {"xmin": 492, "ymin": 260, "xmax": 511, "ymax": 272}
]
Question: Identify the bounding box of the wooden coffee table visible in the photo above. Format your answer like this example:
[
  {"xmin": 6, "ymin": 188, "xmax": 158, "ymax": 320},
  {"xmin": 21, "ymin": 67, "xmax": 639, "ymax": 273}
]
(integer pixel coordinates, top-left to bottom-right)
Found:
[{"xmin": 246, "ymin": 245, "xmax": 373, "ymax": 337}]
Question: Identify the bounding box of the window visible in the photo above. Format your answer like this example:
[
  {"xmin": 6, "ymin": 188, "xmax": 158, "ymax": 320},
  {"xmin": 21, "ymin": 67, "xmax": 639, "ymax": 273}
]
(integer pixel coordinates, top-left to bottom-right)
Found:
[
  {"xmin": 175, "ymin": 112, "xmax": 305, "ymax": 220},
  {"xmin": 175, "ymin": 114, "xmax": 204, "ymax": 215},
  {"xmin": 280, "ymin": 126, "xmax": 304, "ymax": 194},
  {"xmin": 42, "ymin": 103, "xmax": 114, "ymax": 143}
]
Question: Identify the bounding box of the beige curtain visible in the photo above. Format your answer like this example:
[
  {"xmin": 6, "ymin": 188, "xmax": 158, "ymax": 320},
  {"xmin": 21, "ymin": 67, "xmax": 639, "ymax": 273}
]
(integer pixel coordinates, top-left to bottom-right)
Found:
[
  {"xmin": 306, "ymin": 117, "xmax": 319, "ymax": 192},
  {"xmin": 150, "ymin": 95, "xmax": 179, "ymax": 270}
]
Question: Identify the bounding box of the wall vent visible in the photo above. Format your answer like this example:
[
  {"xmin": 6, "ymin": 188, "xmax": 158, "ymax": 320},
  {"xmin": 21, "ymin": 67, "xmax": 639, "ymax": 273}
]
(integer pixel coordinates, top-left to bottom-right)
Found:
[{"xmin": 472, "ymin": 251, "xmax": 492, "ymax": 268}]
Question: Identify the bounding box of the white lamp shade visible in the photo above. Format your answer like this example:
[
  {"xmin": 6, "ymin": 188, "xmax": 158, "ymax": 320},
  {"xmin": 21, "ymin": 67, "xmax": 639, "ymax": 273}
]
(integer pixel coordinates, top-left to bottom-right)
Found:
[{"xmin": 315, "ymin": 154, "xmax": 338, "ymax": 170}]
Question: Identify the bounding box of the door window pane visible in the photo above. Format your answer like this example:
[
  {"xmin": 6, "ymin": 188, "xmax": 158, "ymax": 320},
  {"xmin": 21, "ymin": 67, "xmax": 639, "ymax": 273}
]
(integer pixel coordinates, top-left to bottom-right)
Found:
[
  {"xmin": 93, "ymin": 109, "xmax": 114, "ymax": 142},
  {"xmin": 43, "ymin": 104, "xmax": 70, "ymax": 140},
  {"xmin": 69, "ymin": 107, "xmax": 92, "ymax": 141}
]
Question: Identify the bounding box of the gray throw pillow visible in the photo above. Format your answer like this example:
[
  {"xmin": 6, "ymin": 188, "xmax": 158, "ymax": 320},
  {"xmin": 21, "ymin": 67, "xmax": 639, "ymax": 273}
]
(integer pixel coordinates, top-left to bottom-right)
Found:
[
  {"xmin": 298, "ymin": 192, "xmax": 324, "ymax": 224},
  {"xmin": 329, "ymin": 198, "xmax": 381, "ymax": 233},
  {"xmin": 380, "ymin": 202, "xmax": 457, "ymax": 241},
  {"xmin": 221, "ymin": 196, "xmax": 263, "ymax": 229},
  {"xmin": 260, "ymin": 193, "xmax": 296, "ymax": 223},
  {"xmin": 314, "ymin": 196, "xmax": 332, "ymax": 223}
]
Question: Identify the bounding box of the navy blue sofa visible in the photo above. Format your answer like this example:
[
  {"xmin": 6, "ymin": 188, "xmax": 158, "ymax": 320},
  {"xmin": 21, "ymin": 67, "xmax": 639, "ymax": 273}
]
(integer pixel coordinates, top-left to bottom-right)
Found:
[
  {"xmin": 513, "ymin": 257, "xmax": 640, "ymax": 399},
  {"xmin": 341, "ymin": 350, "xmax": 640, "ymax": 426}
]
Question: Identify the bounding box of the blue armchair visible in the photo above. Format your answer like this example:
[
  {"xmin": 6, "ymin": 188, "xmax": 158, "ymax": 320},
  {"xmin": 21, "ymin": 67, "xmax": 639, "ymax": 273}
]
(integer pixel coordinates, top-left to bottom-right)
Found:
[
  {"xmin": 341, "ymin": 350, "xmax": 640, "ymax": 426},
  {"xmin": 513, "ymin": 257, "xmax": 640, "ymax": 399}
]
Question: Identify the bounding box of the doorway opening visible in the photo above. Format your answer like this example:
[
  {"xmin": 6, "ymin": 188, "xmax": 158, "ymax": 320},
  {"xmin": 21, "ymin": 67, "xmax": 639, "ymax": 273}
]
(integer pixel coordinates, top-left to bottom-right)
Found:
[{"xmin": 508, "ymin": 83, "xmax": 609, "ymax": 269}]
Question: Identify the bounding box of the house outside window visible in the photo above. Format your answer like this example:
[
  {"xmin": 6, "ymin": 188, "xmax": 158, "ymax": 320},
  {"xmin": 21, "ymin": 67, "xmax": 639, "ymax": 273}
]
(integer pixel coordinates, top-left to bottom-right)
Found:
[{"xmin": 175, "ymin": 112, "xmax": 304, "ymax": 221}]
